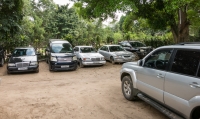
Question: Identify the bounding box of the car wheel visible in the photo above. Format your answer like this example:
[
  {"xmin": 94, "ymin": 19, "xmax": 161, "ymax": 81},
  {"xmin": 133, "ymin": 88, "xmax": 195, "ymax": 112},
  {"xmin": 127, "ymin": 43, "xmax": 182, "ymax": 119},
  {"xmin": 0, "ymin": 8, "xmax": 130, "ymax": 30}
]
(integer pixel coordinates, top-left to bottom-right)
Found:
[
  {"xmin": 0, "ymin": 58, "xmax": 4, "ymax": 67},
  {"xmin": 110, "ymin": 57, "xmax": 115, "ymax": 64},
  {"xmin": 192, "ymin": 107, "xmax": 200, "ymax": 119},
  {"xmin": 35, "ymin": 69, "xmax": 39, "ymax": 73},
  {"xmin": 7, "ymin": 71, "xmax": 11, "ymax": 74},
  {"xmin": 46, "ymin": 58, "xmax": 48, "ymax": 64},
  {"xmin": 49, "ymin": 63, "xmax": 53, "ymax": 71},
  {"xmin": 79, "ymin": 59, "xmax": 84, "ymax": 68},
  {"xmin": 122, "ymin": 76, "xmax": 138, "ymax": 101}
]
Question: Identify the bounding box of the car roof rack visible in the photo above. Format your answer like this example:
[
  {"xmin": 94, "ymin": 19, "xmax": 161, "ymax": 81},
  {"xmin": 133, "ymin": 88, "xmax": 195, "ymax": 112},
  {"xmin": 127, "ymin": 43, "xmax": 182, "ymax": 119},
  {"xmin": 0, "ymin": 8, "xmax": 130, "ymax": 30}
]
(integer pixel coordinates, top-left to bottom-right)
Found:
[{"xmin": 176, "ymin": 42, "xmax": 200, "ymax": 45}]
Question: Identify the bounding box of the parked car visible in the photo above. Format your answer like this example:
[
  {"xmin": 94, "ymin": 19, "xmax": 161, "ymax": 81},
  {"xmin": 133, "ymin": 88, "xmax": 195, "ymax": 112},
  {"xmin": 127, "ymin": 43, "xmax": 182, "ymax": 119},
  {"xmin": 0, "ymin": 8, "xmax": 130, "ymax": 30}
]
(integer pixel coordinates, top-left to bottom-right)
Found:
[
  {"xmin": 45, "ymin": 39, "xmax": 78, "ymax": 71},
  {"xmin": 7, "ymin": 46, "xmax": 40, "ymax": 74},
  {"xmin": 120, "ymin": 42, "xmax": 200, "ymax": 119},
  {"xmin": 74, "ymin": 46, "xmax": 106, "ymax": 67},
  {"xmin": 0, "ymin": 45, "xmax": 5, "ymax": 67},
  {"xmin": 118, "ymin": 41, "xmax": 153, "ymax": 59},
  {"xmin": 98, "ymin": 45, "xmax": 135, "ymax": 64}
]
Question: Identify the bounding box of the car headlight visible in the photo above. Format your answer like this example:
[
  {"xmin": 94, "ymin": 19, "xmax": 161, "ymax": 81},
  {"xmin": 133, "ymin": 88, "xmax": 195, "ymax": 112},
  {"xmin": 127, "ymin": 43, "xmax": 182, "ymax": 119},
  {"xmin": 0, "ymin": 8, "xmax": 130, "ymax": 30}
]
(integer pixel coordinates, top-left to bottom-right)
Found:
[
  {"xmin": 30, "ymin": 62, "xmax": 38, "ymax": 66},
  {"xmin": 101, "ymin": 57, "xmax": 105, "ymax": 60},
  {"xmin": 8, "ymin": 63, "xmax": 15, "ymax": 66},
  {"xmin": 114, "ymin": 55, "xmax": 122, "ymax": 58},
  {"xmin": 140, "ymin": 49, "xmax": 145, "ymax": 52},
  {"xmin": 73, "ymin": 56, "xmax": 77, "ymax": 61},
  {"xmin": 82, "ymin": 58, "xmax": 90, "ymax": 61},
  {"xmin": 51, "ymin": 56, "xmax": 57, "ymax": 61}
]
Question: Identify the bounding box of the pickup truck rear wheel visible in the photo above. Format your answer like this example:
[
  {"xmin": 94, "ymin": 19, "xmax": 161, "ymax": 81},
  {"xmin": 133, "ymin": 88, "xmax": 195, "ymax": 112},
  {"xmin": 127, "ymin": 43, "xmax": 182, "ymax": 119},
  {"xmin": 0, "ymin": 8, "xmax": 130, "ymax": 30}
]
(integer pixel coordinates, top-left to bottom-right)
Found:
[{"xmin": 122, "ymin": 76, "xmax": 138, "ymax": 101}]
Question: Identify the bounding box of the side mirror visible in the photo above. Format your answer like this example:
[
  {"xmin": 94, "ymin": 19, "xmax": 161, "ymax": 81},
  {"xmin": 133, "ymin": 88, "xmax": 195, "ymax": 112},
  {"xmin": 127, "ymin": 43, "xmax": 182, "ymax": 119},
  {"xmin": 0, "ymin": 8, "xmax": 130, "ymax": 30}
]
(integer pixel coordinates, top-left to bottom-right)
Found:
[
  {"xmin": 45, "ymin": 48, "xmax": 50, "ymax": 52},
  {"xmin": 36, "ymin": 53, "xmax": 41, "ymax": 55},
  {"xmin": 137, "ymin": 60, "xmax": 143, "ymax": 66}
]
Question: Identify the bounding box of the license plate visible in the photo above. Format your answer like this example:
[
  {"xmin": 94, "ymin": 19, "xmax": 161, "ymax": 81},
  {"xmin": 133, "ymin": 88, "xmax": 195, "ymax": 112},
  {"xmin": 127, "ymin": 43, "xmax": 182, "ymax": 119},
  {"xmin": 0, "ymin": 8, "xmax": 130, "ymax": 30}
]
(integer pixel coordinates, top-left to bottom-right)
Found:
[
  {"xmin": 18, "ymin": 67, "xmax": 28, "ymax": 70},
  {"xmin": 61, "ymin": 65, "xmax": 69, "ymax": 68},
  {"xmin": 93, "ymin": 61, "xmax": 100, "ymax": 63}
]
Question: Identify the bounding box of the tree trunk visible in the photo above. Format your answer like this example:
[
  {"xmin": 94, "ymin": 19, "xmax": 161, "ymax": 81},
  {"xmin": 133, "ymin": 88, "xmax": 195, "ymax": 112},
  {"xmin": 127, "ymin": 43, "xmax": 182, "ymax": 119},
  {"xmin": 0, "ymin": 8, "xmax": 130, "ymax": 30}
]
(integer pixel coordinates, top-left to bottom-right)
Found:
[{"xmin": 171, "ymin": 7, "xmax": 190, "ymax": 44}]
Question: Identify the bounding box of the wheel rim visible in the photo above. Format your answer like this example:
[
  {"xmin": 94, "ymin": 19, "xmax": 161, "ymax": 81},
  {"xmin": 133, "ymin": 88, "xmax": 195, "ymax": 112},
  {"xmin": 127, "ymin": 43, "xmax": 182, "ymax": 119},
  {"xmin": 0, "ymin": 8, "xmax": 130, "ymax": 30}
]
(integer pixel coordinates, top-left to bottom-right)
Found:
[{"xmin": 124, "ymin": 80, "xmax": 131, "ymax": 96}]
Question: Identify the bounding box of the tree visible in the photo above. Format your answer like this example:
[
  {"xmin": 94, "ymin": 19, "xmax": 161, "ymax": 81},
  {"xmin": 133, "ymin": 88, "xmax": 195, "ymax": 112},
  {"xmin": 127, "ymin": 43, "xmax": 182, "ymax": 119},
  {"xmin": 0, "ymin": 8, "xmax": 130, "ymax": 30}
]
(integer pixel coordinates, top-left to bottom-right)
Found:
[
  {"xmin": 71, "ymin": 0, "xmax": 200, "ymax": 43},
  {"xmin": 0, "ymin": 0, "xmax": 24, "ymax": 43}
]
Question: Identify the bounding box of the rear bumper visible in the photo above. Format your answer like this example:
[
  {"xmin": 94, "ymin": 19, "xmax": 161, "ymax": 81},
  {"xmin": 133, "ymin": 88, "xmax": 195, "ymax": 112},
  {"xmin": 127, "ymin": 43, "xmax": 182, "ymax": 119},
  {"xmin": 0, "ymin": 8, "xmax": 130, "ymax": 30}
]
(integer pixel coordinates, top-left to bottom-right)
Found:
[{"xmin": 50, "ymin": 61, "xmax": 78, "ymax": 71}]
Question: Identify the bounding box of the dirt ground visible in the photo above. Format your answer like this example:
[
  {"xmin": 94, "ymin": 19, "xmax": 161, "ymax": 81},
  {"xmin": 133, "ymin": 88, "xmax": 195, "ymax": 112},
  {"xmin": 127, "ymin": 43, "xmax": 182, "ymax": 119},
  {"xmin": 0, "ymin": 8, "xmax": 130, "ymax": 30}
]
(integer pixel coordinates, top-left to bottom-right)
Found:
[{"xmin": 0, "ymin": 61, "xmax": 168, "ymax": 119}]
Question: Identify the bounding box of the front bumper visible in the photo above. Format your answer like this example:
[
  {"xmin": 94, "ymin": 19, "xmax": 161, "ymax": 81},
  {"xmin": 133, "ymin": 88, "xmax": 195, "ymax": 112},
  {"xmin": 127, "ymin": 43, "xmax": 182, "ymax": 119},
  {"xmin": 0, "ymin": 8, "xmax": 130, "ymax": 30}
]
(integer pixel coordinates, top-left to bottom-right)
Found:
[
  {"xmin": 7, "ymin": 65, "xmax": 39, "ymax": 73},
  {"xmin": 82, "ymin": 60, "xmax": 106, "ymax": 66},
  {"xmin": 114, "ymin": 57, "xmax": 134, "ymax": 63},
  {"xmin": 50, "ymin": 61, "xmax": 78, "ymax": 71}
]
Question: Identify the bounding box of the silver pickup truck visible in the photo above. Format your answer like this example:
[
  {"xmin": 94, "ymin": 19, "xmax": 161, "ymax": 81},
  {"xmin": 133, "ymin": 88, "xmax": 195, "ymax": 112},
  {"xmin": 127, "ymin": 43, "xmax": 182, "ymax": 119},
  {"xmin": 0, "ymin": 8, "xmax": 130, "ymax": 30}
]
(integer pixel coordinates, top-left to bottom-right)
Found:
[{"xmin": 120, "ymin": 43, "xmax": 200, "ymax": 119}]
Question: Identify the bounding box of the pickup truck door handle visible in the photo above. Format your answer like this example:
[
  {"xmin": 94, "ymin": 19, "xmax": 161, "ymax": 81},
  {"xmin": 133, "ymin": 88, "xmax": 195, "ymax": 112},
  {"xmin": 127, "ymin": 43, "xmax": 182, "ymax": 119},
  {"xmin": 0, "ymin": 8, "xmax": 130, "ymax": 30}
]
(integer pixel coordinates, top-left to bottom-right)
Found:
[
  {"xmin": 190, "ymin": 82, "xmax": 200, "ymax": 88},
  {"xmin": 157, "ymin": 74, "xmax": 164, "ymax": 78}
]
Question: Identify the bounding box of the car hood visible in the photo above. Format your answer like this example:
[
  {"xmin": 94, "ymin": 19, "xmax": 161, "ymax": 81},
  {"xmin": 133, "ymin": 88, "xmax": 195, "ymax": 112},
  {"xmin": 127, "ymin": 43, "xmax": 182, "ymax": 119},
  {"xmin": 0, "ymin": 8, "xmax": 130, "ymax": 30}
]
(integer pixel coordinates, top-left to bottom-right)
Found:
[
  {"xmin": 110, "ymin": 51, "xmax": 133, "ymax": 56},
  {"xmin": 138, "ymin": 47, "xmax": 152, "ymax": 49},
  {"xmin": 51, "ymin": 53, "xmax": 75, "ymax": 57},
  {"xmin": 9, "ymin": 56, "xmax": 37, "ymax": 63},
  {"xmin": 79, "ymin": 53, "xmax": 103, "ymax": 58}
]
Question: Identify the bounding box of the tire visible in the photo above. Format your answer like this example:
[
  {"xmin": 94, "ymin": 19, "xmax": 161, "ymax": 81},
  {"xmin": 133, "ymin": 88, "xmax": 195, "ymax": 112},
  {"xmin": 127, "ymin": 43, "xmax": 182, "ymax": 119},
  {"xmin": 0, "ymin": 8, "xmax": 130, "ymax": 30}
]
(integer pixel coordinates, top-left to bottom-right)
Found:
[
  {"xmin": 7, "ymin": 71, "xmax": 11, "ymax": 74},
  {"xmin": 49, "ymin": 62, "xmax": 53, "ymax": 71},
  {"xmin": 79, "ymin": 59, "xmax": 84, "ymax": 68},
  {"xmin": 110, "ymin": 57, "xmax": 115, "ymax": 64},
  {"xmin": 35, "ymin": 69, "xmax": 39, "ymax": 73},
  {"xmin": 121, "ymin": 76, "xmax": 138, "ymax": 101},
  {"xmin": 46, "ymin": 58, "xmax": 49, "ymax": 64},
  {"xmin": 0, "ymin": 58, "xmax": 4, "ymax": 67},
  {"xmin": 72, "ymin": 64, "xmax": 78, "ymax": 71},
  {"xmin": 192, "ymin": 107, "xmax": 200, "ymax": 119}
]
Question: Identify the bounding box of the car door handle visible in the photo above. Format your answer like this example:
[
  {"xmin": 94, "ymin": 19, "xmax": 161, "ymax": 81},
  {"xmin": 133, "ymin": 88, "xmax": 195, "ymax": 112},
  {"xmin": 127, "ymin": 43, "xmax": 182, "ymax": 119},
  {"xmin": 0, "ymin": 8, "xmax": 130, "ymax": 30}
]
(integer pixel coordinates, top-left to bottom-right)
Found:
[
  {"xmin": 190, "ymin": 82, "xmax": 200, "ymax": 88},
  {"xmin": 157, "ymin": 74, "xmax": 164, "ymax": 78}
]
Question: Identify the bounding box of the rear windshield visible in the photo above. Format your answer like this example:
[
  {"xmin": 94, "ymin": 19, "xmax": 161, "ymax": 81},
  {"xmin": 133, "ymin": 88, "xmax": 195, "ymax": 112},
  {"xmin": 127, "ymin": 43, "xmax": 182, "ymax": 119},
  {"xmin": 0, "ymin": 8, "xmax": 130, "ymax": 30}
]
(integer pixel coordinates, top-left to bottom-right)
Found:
[
  {"xmin": 80, "ymin": 47, "xmax": 96, "ymax": 53},
  {"xmin": 13, "ymin": 48, "xmax": 35, "ymax": 56},
  {"xmin": 51, "ymin": 43, "xmax": 73, "ymax": 53},
  {"xmin": 130, "ymin": 42, "xmax": 146, "ymax": 47}
]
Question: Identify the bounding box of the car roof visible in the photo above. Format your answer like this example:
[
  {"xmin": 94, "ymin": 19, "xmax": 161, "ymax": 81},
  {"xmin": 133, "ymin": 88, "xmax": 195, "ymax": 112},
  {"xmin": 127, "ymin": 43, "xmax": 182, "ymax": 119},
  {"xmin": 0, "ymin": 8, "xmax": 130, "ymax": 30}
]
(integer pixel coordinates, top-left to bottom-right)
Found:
[
  {"xmin": 75, "ymin": 46, "xmax": 93, "ymax": 48},
  {"xmin": 157, "ymin": 43, "xmax": 200, "ymax": 50},
  {"xmin": 119, "ymin": 40, "xmax": 142, "ymax": 43},
  {"xmin": 15, "ymin": 46, "xmax": 34, "ymax": 49},
  {"xmin": 103, "ymin": 44, "xmax": 121, "ymax": 47},
  {"xmin": 49, "ymin": 39, "xmax": 69, "ymax": 44}
]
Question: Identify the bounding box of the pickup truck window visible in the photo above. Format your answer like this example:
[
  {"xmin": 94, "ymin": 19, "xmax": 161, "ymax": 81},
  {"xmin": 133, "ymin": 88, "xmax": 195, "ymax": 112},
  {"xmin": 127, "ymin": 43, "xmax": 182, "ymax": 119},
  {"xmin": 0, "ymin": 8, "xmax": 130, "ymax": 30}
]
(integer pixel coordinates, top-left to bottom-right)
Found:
[
  {"xmin": 171, "ymin": 50, "xmax": 200, "ymax": 77},
  {"xmin": 144, "ymin": 49, "xmax": 172, "ymax": 70}
]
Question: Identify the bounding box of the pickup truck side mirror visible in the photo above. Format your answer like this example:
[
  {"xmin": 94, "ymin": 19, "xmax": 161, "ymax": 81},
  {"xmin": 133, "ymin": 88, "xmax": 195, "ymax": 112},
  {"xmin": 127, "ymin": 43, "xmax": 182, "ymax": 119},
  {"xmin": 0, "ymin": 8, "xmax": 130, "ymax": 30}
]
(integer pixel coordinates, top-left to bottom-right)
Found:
[{"xmin": 137, "ymin": 60, "xmax": 143, "ymax": 66}]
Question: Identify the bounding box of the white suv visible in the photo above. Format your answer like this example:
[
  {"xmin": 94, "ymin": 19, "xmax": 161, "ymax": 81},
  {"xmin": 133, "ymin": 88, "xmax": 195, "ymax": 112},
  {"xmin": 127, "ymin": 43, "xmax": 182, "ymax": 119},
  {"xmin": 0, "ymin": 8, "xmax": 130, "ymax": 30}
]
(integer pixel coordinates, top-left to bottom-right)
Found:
[{"xmin": 120, "ymin": 43, "xmax": 200, "ymax": 119}]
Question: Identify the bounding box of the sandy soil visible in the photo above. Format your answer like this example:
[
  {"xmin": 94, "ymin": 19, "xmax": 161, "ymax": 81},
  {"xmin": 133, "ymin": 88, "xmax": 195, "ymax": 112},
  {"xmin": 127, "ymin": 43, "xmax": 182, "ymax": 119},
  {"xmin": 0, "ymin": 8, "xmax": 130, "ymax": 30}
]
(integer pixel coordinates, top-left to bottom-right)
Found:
[{"xmin": 0, "ymin": 61, "xmax": 168, "ymax": 119}]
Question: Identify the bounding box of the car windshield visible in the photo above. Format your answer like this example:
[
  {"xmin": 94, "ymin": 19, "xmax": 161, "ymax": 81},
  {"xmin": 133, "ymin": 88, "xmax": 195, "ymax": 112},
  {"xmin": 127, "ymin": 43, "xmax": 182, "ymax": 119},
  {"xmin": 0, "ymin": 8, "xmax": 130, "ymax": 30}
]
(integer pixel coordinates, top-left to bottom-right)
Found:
[
  {"xmin": 109, "ymin": 46, "xmax": 125, "ymax": 52},
  {"xmin": 13, "ymin": 48, "xmax": 35, "ymax": 56},
  {"xmin": 51, "ymin": 43, "xmax": 73, "ymax": 53},
  {"xmin": 130, "ymin": 42, "xmax": 146, "ymax": 47},
  {"xmin": 80, "ymin": 47, "xmax": 96, "ymax": 53}
]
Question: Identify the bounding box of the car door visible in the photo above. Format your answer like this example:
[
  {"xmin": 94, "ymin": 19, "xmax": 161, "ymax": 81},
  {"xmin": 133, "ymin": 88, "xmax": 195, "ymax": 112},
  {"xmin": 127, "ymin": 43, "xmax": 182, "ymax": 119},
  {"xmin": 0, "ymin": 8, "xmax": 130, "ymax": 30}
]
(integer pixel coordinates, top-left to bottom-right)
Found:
[
  {"xmin": 99, "ymin": 46, "xmax": 109, "ymax": 60},
  {"xmin": 136, "ymin": 48, "xmax": 173, "ymax": 103},
  {"xmin": 164, "ymin": 49, "xmax": 200, "ymax": 116}
]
